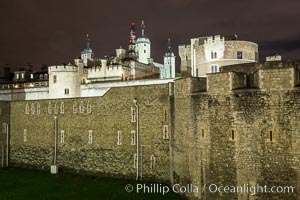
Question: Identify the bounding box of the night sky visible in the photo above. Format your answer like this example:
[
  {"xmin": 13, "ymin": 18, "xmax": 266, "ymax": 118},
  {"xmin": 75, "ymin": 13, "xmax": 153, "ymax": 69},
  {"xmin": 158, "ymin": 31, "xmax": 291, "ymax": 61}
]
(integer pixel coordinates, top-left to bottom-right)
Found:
[{"xmin": 0, "ymin": 0, "xmax": 299, "ymax": 70}]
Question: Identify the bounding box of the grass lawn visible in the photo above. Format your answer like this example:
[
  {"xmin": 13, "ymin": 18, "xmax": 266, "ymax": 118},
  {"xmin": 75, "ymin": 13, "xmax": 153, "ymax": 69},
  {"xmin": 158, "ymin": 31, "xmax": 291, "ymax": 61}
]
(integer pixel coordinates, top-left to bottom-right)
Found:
[{"xmin": 0, "ymin": 168, "xmax": 185, "ymax": 200}]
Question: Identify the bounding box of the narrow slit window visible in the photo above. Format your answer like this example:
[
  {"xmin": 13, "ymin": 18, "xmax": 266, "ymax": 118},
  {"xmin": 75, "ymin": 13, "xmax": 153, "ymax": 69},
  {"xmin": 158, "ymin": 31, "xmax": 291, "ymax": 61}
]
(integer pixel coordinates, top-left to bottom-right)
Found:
[
  {"xmin": 117, "ymin": 131, "xmax": 122, "ymax": 145},
  {"xmin": 60, "ymin": 130, "xmax": 65, "ymax": 144},
  {"xmin": 269, "ymin": 131, "xmax": 273, "ymax": 142},
  {"xmin": 60, "ymin": 102, "xmax": 64, "ymax": 114},
  {"xmin": 131, "ymin": 130, "xmax": 136, "ymax": 145},
  {"xmin": 131, "ymin": 107, "xmax": 136, "ymax": 122},
  {"xmin": 150, "ymin": 155, "xmax": 156, "ymax": 169},
  {"xmin": 163, "ymin": 125, "xmax": 169, "ymax": 140},
  {"xmin": 201, "ymin": 129, "xmax": 205, "ymax": 138},
  {"xmin": 24, "ymin": 129, "xmax": 27, "ymax": 142},
  {"xmin": 133, "ymin": 153, "xmax": 137, "ymax": 168},
  {"xmin": 231, "ymin": 130, "xmax": 235, "ymax": 141},
  {"xmin": 88, "ymin": 130, "xmax": 93, "ymax": 144}
]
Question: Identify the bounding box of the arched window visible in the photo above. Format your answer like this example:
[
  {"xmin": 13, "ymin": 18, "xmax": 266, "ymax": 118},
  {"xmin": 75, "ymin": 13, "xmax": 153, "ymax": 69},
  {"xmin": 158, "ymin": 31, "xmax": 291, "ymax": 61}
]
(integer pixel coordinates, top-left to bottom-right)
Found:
[
  {"xmin": 214, "ymin": 52, "xmax": 217, "ymax": 59},
  {"xmin": 39, "ymin": 74, "xmax": 44, "ymax": 80}
]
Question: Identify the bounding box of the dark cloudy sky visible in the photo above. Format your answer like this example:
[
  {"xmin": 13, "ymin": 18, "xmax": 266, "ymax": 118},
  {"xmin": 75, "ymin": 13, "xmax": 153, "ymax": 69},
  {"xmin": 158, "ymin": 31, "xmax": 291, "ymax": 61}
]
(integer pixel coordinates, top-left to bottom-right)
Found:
[{"xmin": 0, "ymin": 0, "xmax": 299, "ymax": 69}]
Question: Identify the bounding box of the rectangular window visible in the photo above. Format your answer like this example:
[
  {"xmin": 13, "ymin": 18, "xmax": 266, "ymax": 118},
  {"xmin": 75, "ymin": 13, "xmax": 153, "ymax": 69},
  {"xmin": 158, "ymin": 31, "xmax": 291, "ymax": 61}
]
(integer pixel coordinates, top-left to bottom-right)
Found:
[
  {"xmin": 237, "ymin": 51, "xmax": 243, "ymax": 59},
  {"xmin": 88, "ymin": 130, "xmax": 93, "ymax": 144},
  {"xmin": 53, "ymin": 75, "xmax": 57, "ymax": 83},
  {"xmin": 267, "ymin": 129, "xmax": 275, "ymax": 143},
  {"xmin": 16, "ymin": 74, "xmax": 20, "ymax": 79},
  {"xmin": 60, "ymin": 130, "xmax": 65, "ymax": 144},
  {"xmin": 65, "ymin": 89, "xmax": 69, "ymax": 95},
  {"xmin": 117, "ymin": 130, "xmax": 122, "ymax": 145},
  {"xmin": 201, "ymin": 129, "xmax": 205, "ymax": 138},
  {"xmin": 30, "ymin": 74, "xmax": 34, "ymax": 79},
  {"xmin": 131, "ymin": 107, "xmax": 136, "ymax": 122},
  {"xmin": 73, "ymin": 102, "xmax": 78, "ymax": 113},
  {"xmin": 24, "ymin": 129, "xmax": 27, "ymax": 142},
  {"xmin": 211, "ymin": 51, "xmax": 214, "ymax": 59},
  {"xmin": 131, "ymin": 130, "xmax": 136, "ymax": 145},
  {"xmin": 163, "ymin": 125, "xmax": 169, "ymax": 140},
  {"xmin": 229, "ymin": 128, "xmax": 236, "ymax": 141}
]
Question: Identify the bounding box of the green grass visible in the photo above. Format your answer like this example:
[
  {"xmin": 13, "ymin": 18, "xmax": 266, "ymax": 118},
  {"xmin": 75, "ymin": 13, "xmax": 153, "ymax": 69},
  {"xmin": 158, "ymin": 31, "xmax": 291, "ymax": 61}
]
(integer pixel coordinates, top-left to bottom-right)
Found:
[{"xmin": 0, "ymin": 168, "xmax": 185, "ymax": 200}]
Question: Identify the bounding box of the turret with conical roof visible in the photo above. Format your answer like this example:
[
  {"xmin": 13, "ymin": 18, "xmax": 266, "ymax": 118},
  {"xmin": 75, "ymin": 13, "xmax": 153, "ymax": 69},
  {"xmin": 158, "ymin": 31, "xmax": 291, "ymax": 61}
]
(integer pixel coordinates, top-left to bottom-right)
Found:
[{"xmin": 136, "ymin": 20, "xmax": 151, "ymax": 64}]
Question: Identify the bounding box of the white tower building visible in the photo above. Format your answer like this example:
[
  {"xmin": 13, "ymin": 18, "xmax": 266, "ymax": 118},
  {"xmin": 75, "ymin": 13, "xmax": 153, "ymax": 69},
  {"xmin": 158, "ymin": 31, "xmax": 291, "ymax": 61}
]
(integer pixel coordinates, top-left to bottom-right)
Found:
[
  {"xmin": 48, "ymin": 63, "xmax": 81, "ymax": 99},
  {"xmin": 81, "ymin": 34, "xmax": 94, "ymax": 67},
  {"xmin": 136, "ymin": 20, "xmax": 151, "ymax": 64},
  {"xmin": 161, "ymin": 38, "xmax": 176, "ymax": 79}
]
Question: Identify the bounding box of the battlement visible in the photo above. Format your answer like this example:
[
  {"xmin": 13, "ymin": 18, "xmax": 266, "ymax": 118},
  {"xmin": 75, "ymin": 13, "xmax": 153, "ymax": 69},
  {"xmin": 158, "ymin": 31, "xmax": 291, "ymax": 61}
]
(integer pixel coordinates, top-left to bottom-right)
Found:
[
  {"xmin": 175, "ymin": 61, "xmax": 300, "ymax": 95},
  {"xmin": 48, "ymin": 64, "xmax": 78, "ymax": 72},
  {"xmin": 204, "ymin": 35, "xmax": 225, "ymax": 45}
]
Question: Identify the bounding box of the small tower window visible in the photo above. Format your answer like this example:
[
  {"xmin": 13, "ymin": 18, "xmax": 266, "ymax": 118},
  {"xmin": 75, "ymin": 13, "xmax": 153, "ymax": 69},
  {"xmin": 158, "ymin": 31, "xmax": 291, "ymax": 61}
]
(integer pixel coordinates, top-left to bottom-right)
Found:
[
  {"xmin": 73, "ymin": 102, "xmax": 78, "ymax": 113},
  {"xmin": 21, "ymin": 73, "xmax": 25, "ymax": 79},
  {"xmin": 237, "ymin": 51, "xmax": 243, "ymax": 59},
  {"xmin": 211, "ymin": 51, "xmax": 214, "ymax": 59},
  {"xmin": 144, "ymin": 50, "xmax": 146, "ymax": 53},
  {"xmin": 196, "ymin": 68, "xmax": 199, "ymax": 77},
  {"xmin": 65, "ymin": 89, "xmax": 69, "ymax": 95},
  {"xmin": 30, "ymin": 74, "xmax": 34, "ymax": 79},
  {"xmin": 36, "ymin": 103, "xmax": 41, "ymax": 115},
  {"xmin": 53, "ymin": 75, "xmax": 57, "ymax": 83},
  {"xmin": 25, "ymin": 103, "xmax": 30, "ymax": 114},
  {"xmin": 214, "ymin": 52, "xmax": 217, "ymax": 59},
  {"xmin": 39, "ymin": 74, "xmax": 44, "ymax": 79}
]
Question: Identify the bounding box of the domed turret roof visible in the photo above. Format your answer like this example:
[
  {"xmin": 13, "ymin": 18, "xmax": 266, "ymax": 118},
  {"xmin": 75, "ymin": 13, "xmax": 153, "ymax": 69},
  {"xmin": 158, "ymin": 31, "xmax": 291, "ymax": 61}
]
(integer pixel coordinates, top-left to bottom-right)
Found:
[
  {"xmin": 136, "ymin": 36, "xmax": 151, "ymax": 44},
  {"xmin": 164, "ymin": 48, "xmax": 174, "ymax": 57}
]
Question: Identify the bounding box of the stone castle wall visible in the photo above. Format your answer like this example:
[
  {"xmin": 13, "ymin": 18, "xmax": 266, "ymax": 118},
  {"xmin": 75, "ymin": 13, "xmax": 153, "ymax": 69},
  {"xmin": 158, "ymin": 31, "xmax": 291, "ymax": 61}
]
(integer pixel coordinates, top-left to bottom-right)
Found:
[
  {"xmin": 172, "ymin": 64, "xmax": 300, "ymax": 199},
  {"xmin": 7, "ymin": 84, "xmax": 172, "ymax": 182},
  {"xmin": 1, "ymin": 62, "xmax": 300, "ymax": 199}
]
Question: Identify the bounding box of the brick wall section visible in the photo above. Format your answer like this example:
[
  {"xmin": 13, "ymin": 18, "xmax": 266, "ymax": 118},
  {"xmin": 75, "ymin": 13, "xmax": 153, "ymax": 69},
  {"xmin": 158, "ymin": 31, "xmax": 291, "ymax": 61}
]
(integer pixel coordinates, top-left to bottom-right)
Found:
[{"xmin": 9, "ymin": 84, "xmax": 171, "ymax": 182}]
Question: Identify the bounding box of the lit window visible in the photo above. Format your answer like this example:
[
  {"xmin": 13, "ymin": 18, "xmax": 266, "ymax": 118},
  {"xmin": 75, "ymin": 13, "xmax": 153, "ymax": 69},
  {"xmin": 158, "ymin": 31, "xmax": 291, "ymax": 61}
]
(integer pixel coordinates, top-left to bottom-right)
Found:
[
  {"xmin": 16, "ymin": 74, "xmax": 20, "ymax": 79},
  {"xmin": 21, "ymin": 73, "xmax": 25, "ymax": 79},
  {"xmin": 237, "ymin": 51, "xmax": 243, "ymax": 59},
  {"xmin": 24, "ymin": 129, "xmax": 27, "ymax": 142},
  {"xmin": 163, "ymin": 125, "xmax": 169, "ymax": 140},
  {"xmin": 65, "ymin": 89, "xmax": 69, "ymax": 95},
  {"xmin": 60, "ymin": 130, "xmax": 65, "ymax": 144},
  {"xmin": 30, "ymin": 74, "xmax": 34, "ymax": 79},
  {"xmin": 131, "ymin": 130, "xmax": 136, "ymax": 145},
  {"xmin": 117, "ymin": 131, "xmax": 122, "ymax": 145},
  {"xmin": 88, "ymin": 130, "xmax": 93, "ymax": 144}
]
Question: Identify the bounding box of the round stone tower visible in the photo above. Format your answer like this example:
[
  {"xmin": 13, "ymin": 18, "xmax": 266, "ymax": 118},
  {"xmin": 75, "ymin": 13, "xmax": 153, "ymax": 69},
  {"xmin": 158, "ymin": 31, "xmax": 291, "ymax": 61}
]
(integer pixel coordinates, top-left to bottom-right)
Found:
[{"xmin": 136, "ymin": 20, "xmax": 151, "ymax": 64}]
